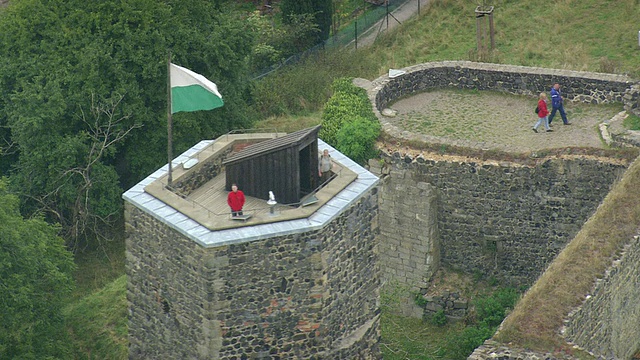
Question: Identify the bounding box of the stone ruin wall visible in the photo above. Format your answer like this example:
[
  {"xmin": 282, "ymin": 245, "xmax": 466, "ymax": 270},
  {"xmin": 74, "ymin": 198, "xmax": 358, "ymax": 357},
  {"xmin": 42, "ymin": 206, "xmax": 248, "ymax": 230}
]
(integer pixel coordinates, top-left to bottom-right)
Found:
[
  {"xmin": 364, "ymin": 62, "xmax": 640, "ymax": 358},
  {"xmin": 373, "ymin": 155, "xmax": 626, "ymax": 290},
  {"xmin": 368, "ymin": 61, "xmax": 638, "ymax": 149},
  {"xmin": 624, "ymin": 84, "xmax": 640, "ymax": 117},
  {"xmin": 563, "ymin": 234, "xmax": 640, "ymax": 359},
  {"xmin": 125, "ymin": 187, "xmax": 382, "ymax": 359},
  {"xmin": 366, "ymin": 61, "xmax": 635, "ymax": 293},
  {"xmin": 373, "ymin": 166, "xmax": 439, "ymax": 317}
]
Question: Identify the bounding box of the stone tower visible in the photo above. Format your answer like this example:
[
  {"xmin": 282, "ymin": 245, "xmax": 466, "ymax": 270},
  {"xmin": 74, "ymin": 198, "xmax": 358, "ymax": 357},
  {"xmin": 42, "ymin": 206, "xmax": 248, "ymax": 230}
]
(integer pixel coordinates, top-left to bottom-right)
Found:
[{"xmin": 123, "ymin": 131, "xmax": 381, "ymax": 359}]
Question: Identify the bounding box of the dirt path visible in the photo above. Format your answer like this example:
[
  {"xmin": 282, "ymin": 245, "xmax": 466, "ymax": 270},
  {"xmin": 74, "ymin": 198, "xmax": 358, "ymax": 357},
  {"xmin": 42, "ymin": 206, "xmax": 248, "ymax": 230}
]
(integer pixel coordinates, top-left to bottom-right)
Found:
[{"xmin": 386, "ymin": 89, "xmax": 623, "ymax": 153}]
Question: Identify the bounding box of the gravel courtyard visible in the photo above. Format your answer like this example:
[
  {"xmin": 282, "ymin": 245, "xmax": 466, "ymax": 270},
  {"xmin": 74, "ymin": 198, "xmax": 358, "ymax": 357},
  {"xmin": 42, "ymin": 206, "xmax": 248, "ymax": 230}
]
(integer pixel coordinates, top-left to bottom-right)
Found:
[{"xmin": 386, "ymin": 89, "xmax": 623, "ymax": 153}]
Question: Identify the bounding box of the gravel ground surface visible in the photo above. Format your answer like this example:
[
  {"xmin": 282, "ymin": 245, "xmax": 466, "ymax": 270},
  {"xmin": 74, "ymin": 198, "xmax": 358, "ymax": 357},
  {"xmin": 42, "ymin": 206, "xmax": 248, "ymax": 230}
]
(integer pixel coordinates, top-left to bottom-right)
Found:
[{"xmin": 386, "ymin": 89, "xmax": 623, "ymax": 152}]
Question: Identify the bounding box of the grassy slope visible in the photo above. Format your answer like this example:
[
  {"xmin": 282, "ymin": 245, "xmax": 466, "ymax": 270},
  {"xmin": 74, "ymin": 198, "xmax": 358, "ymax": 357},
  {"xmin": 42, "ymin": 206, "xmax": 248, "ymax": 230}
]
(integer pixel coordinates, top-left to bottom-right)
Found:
[
  {"xmin": 368, "ymin": 0, "xmax": 640, "ymax": 76},
  {"xmin": 382, "ymin": 313, "xmax": 466, "ymax": 360},
  {"xmin": 256, "ymin": 0, "xmax": 640, "ymax": 130},
  {"xmin": 64, "ymin": 275, "xmax": 128, "ymax": 360},
  {"xmin": 496, "ymin": 156, "xmax": 640, "ymax": 351}
]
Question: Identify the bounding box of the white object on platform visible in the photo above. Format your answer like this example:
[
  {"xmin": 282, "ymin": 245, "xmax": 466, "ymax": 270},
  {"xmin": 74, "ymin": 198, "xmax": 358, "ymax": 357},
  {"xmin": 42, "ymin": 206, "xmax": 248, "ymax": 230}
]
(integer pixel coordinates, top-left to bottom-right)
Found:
[
  {"xmin": 183, "ymin": 158, "xmax": 199, "ymax": 169},
  {"xmin": 389, "ymin": 69, "xmax": 406, "ymax": 78}
]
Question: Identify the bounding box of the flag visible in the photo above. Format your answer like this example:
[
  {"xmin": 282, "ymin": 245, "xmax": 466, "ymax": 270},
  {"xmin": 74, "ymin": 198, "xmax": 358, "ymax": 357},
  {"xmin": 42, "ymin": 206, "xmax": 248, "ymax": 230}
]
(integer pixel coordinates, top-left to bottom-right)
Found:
[{"xmin": 170, "ymin": 63, "xmax": 224, "ymax": 114}]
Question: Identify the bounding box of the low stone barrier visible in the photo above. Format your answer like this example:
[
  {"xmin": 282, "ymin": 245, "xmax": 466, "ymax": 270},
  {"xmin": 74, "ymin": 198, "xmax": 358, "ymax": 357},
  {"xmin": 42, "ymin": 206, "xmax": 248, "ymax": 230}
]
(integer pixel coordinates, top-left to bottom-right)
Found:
[
  {"xmin": 420, "ymin": 290, "xmax": 468, "ymax": 319},
  {"xmin": 364, "ymin": 61, "xmax": 638, "ymax": 144}
]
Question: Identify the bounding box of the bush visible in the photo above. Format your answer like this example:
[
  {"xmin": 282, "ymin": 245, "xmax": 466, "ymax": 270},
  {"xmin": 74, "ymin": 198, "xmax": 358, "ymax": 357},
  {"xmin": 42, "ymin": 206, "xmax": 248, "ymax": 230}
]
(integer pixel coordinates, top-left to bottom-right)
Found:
[
  {"xmin": 428, "ymin": 310, "xmax": 448, "ymax": 327},
  {"xmin": 319, "ymin": 77, "xmax": 380, "ymax": 163},
  {"xmin": 320, "ymin": 91, "xmax": 374, "ymax": 144},
  {"xmin": 336, "ymin": 117, "xmax": 380, "ymax": 164},
  {"xmin": 330, "ymin": 77, "xmax": 364, "ymax": 95},
  {"xmin": 438, "ymin": 287, "xmax": 521, "ymax": 359},
  {"xmin": 474, "ymin": 287, "xmax": 519, "ymax": 328}
]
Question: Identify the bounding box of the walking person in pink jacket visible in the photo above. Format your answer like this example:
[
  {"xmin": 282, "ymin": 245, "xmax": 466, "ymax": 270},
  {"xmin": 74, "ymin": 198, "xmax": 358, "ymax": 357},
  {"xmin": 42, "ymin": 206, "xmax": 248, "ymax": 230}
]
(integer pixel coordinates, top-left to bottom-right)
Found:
[{"xmin": 533, "ymin": 93, "xmax": 552, "ymax": 133}]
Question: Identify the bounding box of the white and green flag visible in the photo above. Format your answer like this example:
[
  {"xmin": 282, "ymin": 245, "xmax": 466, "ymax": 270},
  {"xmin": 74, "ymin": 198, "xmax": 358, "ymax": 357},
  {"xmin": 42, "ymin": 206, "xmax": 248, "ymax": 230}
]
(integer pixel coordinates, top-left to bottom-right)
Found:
[{"xmin": 170, "ymin": 63, "xmax": 223, "ymax": 113}]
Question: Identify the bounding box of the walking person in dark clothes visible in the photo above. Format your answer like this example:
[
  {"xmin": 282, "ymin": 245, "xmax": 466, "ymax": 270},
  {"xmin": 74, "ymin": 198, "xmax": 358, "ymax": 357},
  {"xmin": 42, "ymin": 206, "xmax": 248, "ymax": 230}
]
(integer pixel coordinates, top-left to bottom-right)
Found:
[{"xmin": 548, "ymin": 83, "xmax": 571, "ymax": 125}]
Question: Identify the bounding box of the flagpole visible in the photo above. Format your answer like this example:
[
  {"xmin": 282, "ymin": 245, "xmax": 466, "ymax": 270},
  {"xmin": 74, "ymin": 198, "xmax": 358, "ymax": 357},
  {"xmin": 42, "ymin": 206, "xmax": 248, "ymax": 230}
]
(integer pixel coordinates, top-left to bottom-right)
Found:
[{"xmin": 167, "ymin": 52, "xmax": 173, "ymax": 187}]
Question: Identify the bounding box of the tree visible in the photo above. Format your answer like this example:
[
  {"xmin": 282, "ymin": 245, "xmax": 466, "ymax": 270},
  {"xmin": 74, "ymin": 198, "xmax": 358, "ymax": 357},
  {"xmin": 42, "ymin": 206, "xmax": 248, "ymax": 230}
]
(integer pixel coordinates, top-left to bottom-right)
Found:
[
  {"xmin": 280, "ymin": 0, "xmax": 333, "ymax": 44},
  {"xmin": 0, "ymin": 0, "xmax": 255, "ymax": 245},
  {"xmin": 8, "ymin": 93, "xmax": 139, "ymax": 247},
  {"xmin": 0, "ymin": 179, "xmax": 76, "ymax": 359}
]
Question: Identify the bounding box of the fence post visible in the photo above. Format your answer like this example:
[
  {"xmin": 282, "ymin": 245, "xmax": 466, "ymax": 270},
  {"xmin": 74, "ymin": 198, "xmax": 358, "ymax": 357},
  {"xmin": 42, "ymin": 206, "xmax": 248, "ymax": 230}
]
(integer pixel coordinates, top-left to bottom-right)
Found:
[{"xmin": 355, "ymin": 17, "xmax": 358, "ymax": 50}]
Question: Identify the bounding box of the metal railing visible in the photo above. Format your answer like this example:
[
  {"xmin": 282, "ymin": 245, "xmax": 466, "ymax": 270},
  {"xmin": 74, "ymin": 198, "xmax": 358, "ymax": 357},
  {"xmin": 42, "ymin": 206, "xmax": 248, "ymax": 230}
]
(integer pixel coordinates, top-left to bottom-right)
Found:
[{"xmin": 166, "ymin": 160, "xmax": 343, "ymax": 223}]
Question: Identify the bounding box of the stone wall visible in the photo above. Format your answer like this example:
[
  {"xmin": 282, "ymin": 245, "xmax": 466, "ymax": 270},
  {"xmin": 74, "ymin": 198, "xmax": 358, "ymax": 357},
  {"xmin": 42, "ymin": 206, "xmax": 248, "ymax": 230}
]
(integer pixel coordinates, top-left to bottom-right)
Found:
[
  {"xmin": 371, "ymin": 61, "xmax": 635, "ymax": 112},
  {"xmin": 374, "ymin": 162, "xmax": 439, "ymax": 316},
  {"xmin": 172, "ymin": 147, "xmax": 232, "ymax": 196},
  {"xmin": 623, "ymin": 84, "xmax": 640, "ymax": 117},
  {"xmin": 563, "ymin": 235, "xmax": 640, "ymax": 359},
  {"xmin": 378, "ymin": 154, "xmax": 626, "ymax": 287},
  {"xmin": 422, "ymin": 291, "xmax": 468, "ymax": 319},
  {"xmin": 126, "ymin": 203, "xmax": 210, "ymax": 359},
  {"xmin": 365, "ymin": 62, "xmax": 638, "ymax": 147},
  {"xmin": 125, "ymin": 189, "xmax": 381, "ymax": 359}
]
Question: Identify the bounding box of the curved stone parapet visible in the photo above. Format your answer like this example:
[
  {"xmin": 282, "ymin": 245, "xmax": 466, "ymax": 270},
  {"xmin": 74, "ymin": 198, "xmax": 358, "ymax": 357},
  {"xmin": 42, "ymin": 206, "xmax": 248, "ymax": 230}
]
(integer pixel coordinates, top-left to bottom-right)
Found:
[{"xmin": 364, "ymin": 61, "xmax": 638, "ymax": 146}]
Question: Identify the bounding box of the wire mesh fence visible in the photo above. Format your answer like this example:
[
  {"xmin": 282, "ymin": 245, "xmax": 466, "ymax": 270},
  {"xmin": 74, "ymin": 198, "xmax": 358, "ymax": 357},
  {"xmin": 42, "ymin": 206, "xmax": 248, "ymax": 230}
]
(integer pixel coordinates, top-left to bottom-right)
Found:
[{"xmin": 251, "ymin": 0, "xmax": 420, "ymax": 80}]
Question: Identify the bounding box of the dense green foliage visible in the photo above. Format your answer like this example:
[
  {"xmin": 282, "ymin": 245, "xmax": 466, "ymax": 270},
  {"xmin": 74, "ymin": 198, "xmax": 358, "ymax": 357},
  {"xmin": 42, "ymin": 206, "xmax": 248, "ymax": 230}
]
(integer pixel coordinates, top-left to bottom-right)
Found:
[
  {"xmin": 280, "ymin": 0, "xmax": 332, "ymax": 43},
  {"xmin": 247, "ymin": 10, "xmax": 320, "ymax": 73},
  {"xmin": 441, "ymin": 288, "xmax": 520, "ymax": 359},
  {"xmin": 0, "ymin": 179, "xmax": 76, "ymax": 359},
  {"xmin": 319, "ymin": 77, "xmax": 380, "ymax": 164},
  {"xmin": 0, "ymin": 0, "xmax": 254, "ymax": 245},
  {"xmin": 319, "ymin": 78, "xmax": 377, "ymax": 144},
  {"xmin": 336, "ymin": 116, "xmax": 380, "ymax": 164}
]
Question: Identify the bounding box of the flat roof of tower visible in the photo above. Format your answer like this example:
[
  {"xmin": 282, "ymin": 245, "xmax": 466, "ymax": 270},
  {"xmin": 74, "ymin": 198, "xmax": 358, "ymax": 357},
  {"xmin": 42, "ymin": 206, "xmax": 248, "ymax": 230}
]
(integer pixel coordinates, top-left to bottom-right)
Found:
[{"xmin": 122, "ymin": 133, "xmax": 379, "ymax": 247}]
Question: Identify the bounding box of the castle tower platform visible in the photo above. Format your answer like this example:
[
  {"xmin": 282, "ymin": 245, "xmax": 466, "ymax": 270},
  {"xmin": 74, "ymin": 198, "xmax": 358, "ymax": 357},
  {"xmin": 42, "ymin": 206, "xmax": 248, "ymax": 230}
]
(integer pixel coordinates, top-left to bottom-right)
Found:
[{"xmin": 123, "ymin": 131, "xmax": 381, "ymax": 359}]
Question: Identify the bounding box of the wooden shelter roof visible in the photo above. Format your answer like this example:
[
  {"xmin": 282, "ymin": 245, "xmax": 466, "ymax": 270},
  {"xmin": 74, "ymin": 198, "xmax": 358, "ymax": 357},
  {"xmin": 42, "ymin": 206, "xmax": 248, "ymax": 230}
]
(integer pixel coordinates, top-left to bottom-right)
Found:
[{"xmin": 223, "ymin": 125, "xmax": 321, "ymax": 165}]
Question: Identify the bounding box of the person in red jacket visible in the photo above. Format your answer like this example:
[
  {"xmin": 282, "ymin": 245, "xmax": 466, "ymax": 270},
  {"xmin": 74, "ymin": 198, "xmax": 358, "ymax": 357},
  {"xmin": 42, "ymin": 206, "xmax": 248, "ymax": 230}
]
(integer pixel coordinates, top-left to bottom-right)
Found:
[
  {"xmin": 227, "ymin": 183, "xmax": 245, "ymax": 217},
  {"xmin": 533, "ymin": 92, "xmax": 553, "ymax": 133}
]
